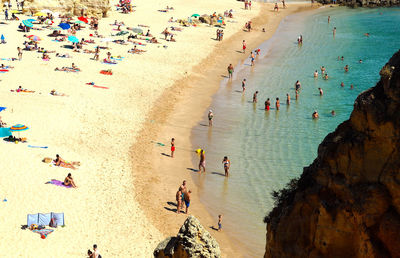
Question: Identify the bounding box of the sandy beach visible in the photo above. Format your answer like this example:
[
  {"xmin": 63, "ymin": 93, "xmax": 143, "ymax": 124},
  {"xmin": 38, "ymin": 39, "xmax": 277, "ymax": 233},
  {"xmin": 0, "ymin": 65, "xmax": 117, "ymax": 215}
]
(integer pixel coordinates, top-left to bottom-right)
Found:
[{"xmin": 0, "ymin": 0, "xmax": 314, "ymax": 256}]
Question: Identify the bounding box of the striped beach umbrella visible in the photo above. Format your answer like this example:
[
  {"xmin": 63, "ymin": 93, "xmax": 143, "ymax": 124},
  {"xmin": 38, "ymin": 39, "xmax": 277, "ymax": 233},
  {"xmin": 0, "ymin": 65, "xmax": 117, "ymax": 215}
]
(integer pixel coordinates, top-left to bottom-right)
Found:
[
  {"xmin": 10, "ymin": 124, "xmax": 29, "ymax": 132},
  {"xmin": 22, "ymin": 20, "xmax": 33, "ymax": 28}
]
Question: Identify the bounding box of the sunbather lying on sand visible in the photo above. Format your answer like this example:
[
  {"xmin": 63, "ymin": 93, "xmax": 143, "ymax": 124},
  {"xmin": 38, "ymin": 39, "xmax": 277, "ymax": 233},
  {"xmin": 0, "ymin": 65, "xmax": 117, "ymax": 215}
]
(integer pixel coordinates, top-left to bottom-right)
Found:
[
  {"xmin": 11, "ymin": 86, "xmax": 35, "ymax": 93},
  {"xmin": 0, "ymin": 116, "xmax": 7, "ymax": 127},
  {"xmin": 63, "ymin": 173, "xmax": 77, "ymax": 188},
  {"xmin": 0, "ymin": 64, "xmax": 14, "ymax": 69},
  {"xmin": 55, "ymin": 53, "xmax": 72, "ymax": 58},
  {"xmin": 128, "ymin": 46, "xmax": 147, "ymax": 54},
  {"xmin": 171, "ymin": 27, "xmax": 183, "ymax": 31},
  {"xmin": 55, "ymin": 67, "xmax": 80, "ymax": 72},
  {"xmin": 50, "ymin": 90, "xmax": 68, "ymax": 96},
  {"xmin": 149, "ymin": 37, "xmax": 159, "ymax": 43},
  {"xmin": 83, "ymin": 49, "xmax": 96, "ymax": 54},
  {"xmin": 54, "ymin": 154, "xmax": 80, "ymax": 170}
]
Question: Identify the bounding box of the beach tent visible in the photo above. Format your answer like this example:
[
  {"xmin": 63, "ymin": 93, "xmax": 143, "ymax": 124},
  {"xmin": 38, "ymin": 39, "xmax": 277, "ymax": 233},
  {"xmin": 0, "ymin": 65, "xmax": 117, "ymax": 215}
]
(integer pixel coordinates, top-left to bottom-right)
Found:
[
  {"xmin": 27, "ymin": 212, "xmax": 64, "ymax": 227},
  {"xmin": 0, "ymin": 128, "xmax": 11, "ymax": 138}
]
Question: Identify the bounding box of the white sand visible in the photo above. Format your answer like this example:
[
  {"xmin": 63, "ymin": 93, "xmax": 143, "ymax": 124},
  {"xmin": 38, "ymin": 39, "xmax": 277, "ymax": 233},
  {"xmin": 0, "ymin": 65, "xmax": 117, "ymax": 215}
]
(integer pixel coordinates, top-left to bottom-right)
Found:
[{"xmin": 0, "ymin": 0, "xmax": 266, "ymax": 256}]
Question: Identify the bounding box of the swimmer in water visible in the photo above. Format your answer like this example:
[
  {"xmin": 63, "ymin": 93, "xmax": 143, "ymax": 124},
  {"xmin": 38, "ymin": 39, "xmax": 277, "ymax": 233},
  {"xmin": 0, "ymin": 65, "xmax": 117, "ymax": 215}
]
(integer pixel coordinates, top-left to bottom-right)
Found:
[
  {"xmin": 242, "ymin": 78, "xmax": 246, "ymax": 92},
  {"xmin": 350, "ymin": 84, "xmax": 354, "ymax": 89},
  {"xmin": 359, "ymin": 59, "xmax": 362, "ymax": 63},
  {"xmin": 341, "ymin": 82, "xmax": 344, "ymax": 87},
  {"xmin": 323, "ymin": 74, "xmax": 329, "ymax": 80},
  {"xmin": 318, "ymin": 88, "xmax": 323, "ymax": 96},
  {"xmin": 286, "ymin": 93, "xmax": 290, "ymax": 105},
  {"xmin": 265, "ymin": 98, "xmax": 271, "ymax": 110},
  {"xmin": 331, "ymin": 110, "xmax": 336, "ymax": 116},
  {"xmin": 312, "ymin": 110, "xmax": 319, "ymax": 119},
  {"xmin": 341, "ymin": 56, "xmax": 344, "ymax": 61},
  {"xmin": 344, "ymin": 65, "xmax": 349, "ymax": 72},
  {"xmin": 275, "ymin": 97, "xmax": 280, "ymax": 110},
  {"xmin": 364, "ymin": 33, "xmax": 370, "ymax": 37},
  {"xmin": 253, "ymin": 91, "xmax": 258, "ymax": 103},
  {"xmin": 314, "ymin": 70, "xmax": 318, "ymax": 78}
]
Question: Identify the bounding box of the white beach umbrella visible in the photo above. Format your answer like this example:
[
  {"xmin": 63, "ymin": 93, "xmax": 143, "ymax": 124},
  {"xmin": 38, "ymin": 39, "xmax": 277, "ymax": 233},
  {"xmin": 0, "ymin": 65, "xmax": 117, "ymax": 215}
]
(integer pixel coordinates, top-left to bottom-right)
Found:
[{"xmin": 41, "ymin": 9, "xmax": 53, "ymax": 14}]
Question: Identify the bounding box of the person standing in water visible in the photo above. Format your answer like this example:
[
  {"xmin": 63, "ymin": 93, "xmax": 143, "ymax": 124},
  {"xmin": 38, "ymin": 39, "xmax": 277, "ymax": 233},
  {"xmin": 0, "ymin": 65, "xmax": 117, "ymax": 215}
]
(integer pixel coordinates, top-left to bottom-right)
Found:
[
  {"xmin": 312, "ymin": 110, "xmax": 319, "ymax": 119},
  {"xmin": 222, "ymin": 156, "xmax": 230, "ymax": 177},
  {"xmin": 276, "ymin": 97, "xmax": 280, "ymax": 110},
  {"xmin": 286, "ymin": 94, "xmax": 290, "ymax": 105},
  {"xmin": 333, "ymin": 27, "xmax": 336, "ymax": 38},
  {"xmin": 320, "ymin": 66, "xmax": 326, "ymax": 74},
  {"xmin": 319, "ymin": 88, "xmax": 323, "ymax": 96},
  {"xmin": 350, "ymin": 84, "xmax": 354, "ymax": 89},
  {"xmin": 253, "ymin": 91, "xmax": 258, "ymax": 103},
  {"xmin": 227, "ymin": 64, "xmax": 234, "ymax": 79},
  {"xmin": 340, "ymin": 82, "xmax": 344, "ymax": 87},
  {"xmin": 242, "ymin": 79, "xmax": 246, "ymax": 92},
  {"xmin": 170, "ymin": 138, "xmax": 175, "ymax": 158},
  {"xmin": 265, "ymin": 98, "xmax": 271, "ymax": 110},
  {"xmin": 295, "ymin": 80, "xmax": 301, "ymax": 91},
  {"xmin": 208, "ymin": 110, "xmax": 214, "ymax": 126},
  {"xmin": 328, "ymin": 16, "xmax": 330, "ymax": 23},
  {"xmin": 314, "ymin": 70, "xmax": 319, "ymax": 78},
  {"xmin": 344, "ymin": 65, "xmax": 349, "ymax": 72},
  {"xmin": 199, "ymin": 149, "xmax": 206, "ymax": 173}
]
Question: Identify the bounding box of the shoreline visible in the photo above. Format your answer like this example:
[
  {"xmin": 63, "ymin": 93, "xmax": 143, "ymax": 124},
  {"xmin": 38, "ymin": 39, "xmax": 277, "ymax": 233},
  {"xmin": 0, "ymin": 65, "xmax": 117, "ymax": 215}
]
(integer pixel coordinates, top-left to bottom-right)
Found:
[{"xmin": 131, "ymin": 2, "xmax": 319, "ymax": 256}]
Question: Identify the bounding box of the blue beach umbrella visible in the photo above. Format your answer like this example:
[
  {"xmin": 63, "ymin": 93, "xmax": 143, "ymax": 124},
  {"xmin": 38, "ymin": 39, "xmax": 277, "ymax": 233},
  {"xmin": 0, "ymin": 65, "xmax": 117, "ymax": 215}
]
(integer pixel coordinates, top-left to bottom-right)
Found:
[
  {"xmin": 22, "ymin": 20, "xmax": 33, "ymax": 28},
  {"xmin": 68, "ymin": 35, "xmax": 79, "ymax": 43},
  {"xmin": 0, "ymin": 107, "xmax": 6, "ymax": 112},
  {"xmin": 58, "ymin": 23, "xmax": 71, "ymax": 30},
  {"xmin": 27, "ymin": 18, "xmax": 36, "ymax": 22},
  {"xmin": 1, "ymin": 35, "xmax": 4, "ymax": 41}
]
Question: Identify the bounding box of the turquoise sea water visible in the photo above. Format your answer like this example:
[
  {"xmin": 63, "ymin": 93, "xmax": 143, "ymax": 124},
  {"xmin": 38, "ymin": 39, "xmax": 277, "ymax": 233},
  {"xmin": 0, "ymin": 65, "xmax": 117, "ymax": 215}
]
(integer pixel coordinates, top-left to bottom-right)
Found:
[{"xmin": 191, "ymin": 7, "xmax": 400, "ymax": 257}]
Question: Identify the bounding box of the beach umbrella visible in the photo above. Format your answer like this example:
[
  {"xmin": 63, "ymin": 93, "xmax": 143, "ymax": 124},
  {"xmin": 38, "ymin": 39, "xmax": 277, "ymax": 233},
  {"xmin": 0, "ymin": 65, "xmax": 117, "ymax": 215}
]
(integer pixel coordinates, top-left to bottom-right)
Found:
[
  {"xmin": 74, "ymin": 20, "xmax": 84, "ymax": 24},
  {"xmin": 1, "ymin": 34, "xmax": 4, "ymax": 41},
  {"xmin": 41, "ymin": 9, "xmax": 53, "ymax": 14},
  {"xmin": 78, "ymin": 16, "xmax": 88, "ymax": 23},
  {"xmin": 11, "ymin": 10, "xmax": 20, "ymax": 14},
  {"xmin": 130, "ymin": 27, "xmax": 143, "ymax": 34},
  {"xmin": 27, "ymin": 18, "xmax": 36, "ymax": 22},
  {"xmin": 116, "ymin": 31, "xmax": 129, "ymax": 36},
  {"xmin": 22, "ymin": 20, "xmax": 33, "ymax": 28},
  {"xmin": 68, "ymin": 35, "xmax": 79, "ymax": 43},
  {"xmin": 10, "ymin": 124, "xmax": 29, "ymax": 138},
  {"xmin": 0, "ymin": 107, "xmax": 6, "ymax": 112},
  {"xmin": 29, "ymin": 35, "xmax": 41, "ymax": 42},
  {"xmin": 191, "ymin": 14, "xmax": 200, "ymax": 17},
  {"xmin": 34, "ymin": 11, "xmax": 46, "ymax": 16},
  {"xmin": 58, "ymin": 23, "xmax": 70, "ymax": 30},
  {"xmin": 0, "ymin": 128, "xmax": 11, "ymax": 138}
]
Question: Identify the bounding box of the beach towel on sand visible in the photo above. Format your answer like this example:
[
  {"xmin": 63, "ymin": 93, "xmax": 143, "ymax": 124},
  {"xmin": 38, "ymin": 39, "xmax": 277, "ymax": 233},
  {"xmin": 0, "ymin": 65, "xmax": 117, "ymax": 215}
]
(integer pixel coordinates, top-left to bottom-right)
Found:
[
  {"xmin": 46, "ymin": 179, "xmax": 72, "ymax": 188},
  {"xmin": 32, "ymin": 229, "xmax": 54, "ymax": 238}
]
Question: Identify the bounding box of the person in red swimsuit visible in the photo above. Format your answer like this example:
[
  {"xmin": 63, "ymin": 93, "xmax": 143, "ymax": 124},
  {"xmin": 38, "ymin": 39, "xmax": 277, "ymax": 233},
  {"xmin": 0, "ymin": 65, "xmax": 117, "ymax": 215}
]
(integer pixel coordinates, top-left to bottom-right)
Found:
[
  {"xmin": 171, "ymin": 138, "xmax": 175, "ymax": 158},
  {"xmin": 265, "ymin": 98, "xmax": 270, "ymax": 111}
]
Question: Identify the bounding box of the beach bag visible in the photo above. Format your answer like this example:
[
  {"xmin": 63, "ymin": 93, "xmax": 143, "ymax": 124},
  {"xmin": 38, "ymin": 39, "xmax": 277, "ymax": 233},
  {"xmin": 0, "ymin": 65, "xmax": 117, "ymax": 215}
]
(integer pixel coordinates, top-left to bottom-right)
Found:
[{"xmin": 49, "ymin": 218, "xmax": 57, "ymax": 228}]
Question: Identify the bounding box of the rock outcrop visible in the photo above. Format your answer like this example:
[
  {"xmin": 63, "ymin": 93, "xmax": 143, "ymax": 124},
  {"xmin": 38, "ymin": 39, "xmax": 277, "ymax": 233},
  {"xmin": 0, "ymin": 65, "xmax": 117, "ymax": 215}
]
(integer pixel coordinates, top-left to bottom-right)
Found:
[
  {"xmin": 154, "ymin": 216, "xmax": 221, "ymax": 258},
  {"xmin": 316, "ymin": 0, "xmax": 399, "ymax": 7},
  {"xmin": 264, "ymin": 50, "xmax": 400, "ymax": 258},
  {"xmin": 2, "ymin": 0, "xmax": 110, "ymax": 17}
]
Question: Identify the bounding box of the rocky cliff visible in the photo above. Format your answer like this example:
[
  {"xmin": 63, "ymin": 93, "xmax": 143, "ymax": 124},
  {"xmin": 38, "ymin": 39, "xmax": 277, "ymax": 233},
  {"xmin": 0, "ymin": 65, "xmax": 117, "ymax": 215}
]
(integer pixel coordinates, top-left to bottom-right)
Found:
[
  {"xmin": 2, "ymin": 0, "xmax": 110, "ymax": 17},
  {"xmin": 317, "ymin": 0, "xmax": 399, "ymax": 7},
  {"xmin": 264, "ymin": 50, "xmax": 400, "ymax": 258},
  {"xmin": 154, "ymin": 216, "xmax": 221, "ymax": 258}
]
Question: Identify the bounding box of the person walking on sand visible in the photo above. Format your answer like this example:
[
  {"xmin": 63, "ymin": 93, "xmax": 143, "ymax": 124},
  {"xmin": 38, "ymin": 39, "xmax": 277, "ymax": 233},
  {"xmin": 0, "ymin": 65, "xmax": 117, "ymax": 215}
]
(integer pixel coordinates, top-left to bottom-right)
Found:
[
  {"xmin": 227, "ymin": 64, "xmax": 234, "ymax": 79},
  {"xmin": 184, "ymin": 190, "xmax": 192, "ymax": 214},
  {"xmin": 222, "ymin": 156, "xmax": 230, "ymax": 176},
  {"xmin": 253, "ymin": 91, "xmax": 258, "ymax": 103},
  {"xmin": 274, "ymin": 3, "xmax": 279, "ymax": 12},
  {"xmin": 5, "ymin": 9, "xmax": 8, "ymax": 20},
  {"xmin": 170, "ymin": 138, "xmax": 175, "ymax": 158},
  {"xmin": 199, "ymin": 149, "xmax": 205, "ymax": 173},
  {"xmin": 17, "ymin": 47, "xmax": 22, "ymax": 61},
  {"xmin": 276, "ymin": 97, "xmax": 280, "ymax": 110},
  {"xmin": 218, "ymin": 215, "xmax": 223, "ymax": 231},
  {"xmin": 242, "ymin": 40, "xmax": 246, "ymax": 53},
  {"xmin": 250, "ymin": 51, "xmax": 255, "ymax": 66},
  {"xmin": 242, "ymin": 78, "xmax": 246, "ymax": 92},
  {"xmin": 179, "ymin": 180, "xmax": 187, "ymax": 193},
  {"xmin": 208, "ymin": 110, "xmax": 214, "ymax": 126},
  {"xmin": 176, "ymin": 188, "xmax": 182, "ymax": 213},
  {"xmin": 94, "ymin": 46, "xmax": 100, "ymax": 61}
]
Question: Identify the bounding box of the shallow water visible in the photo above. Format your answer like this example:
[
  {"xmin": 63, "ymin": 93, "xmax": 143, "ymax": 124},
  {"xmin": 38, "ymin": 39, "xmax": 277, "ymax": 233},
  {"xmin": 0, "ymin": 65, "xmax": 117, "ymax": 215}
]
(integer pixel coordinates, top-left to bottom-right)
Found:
[{"xmin": 191, "ymin": 7, "xmax": 400, "ymax": 257}]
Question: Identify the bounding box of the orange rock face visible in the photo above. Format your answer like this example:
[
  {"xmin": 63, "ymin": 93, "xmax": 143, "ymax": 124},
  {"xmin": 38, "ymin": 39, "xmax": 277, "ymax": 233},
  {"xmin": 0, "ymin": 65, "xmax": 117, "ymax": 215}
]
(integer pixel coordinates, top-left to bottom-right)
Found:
[{"xmin": 264, "ymin": 50, "xmax": 400, "ymax": 258}]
